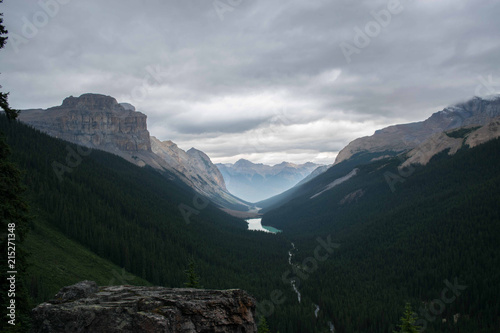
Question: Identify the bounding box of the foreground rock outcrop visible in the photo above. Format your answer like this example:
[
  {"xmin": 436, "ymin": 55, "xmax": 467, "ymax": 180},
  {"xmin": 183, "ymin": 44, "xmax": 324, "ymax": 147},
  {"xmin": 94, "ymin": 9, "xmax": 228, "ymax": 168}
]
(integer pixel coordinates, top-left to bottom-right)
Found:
[{"xmin": 31, "ymin": 281, "xmax": 257, "ymax": 333}]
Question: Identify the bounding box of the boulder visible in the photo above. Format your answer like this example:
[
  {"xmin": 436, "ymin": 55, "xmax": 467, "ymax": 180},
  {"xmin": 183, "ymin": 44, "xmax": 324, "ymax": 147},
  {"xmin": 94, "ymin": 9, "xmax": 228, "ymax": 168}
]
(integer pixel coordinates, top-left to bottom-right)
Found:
[{"xmin": 31, "ymin": 282, "xmax": 257, "ymax": 333}]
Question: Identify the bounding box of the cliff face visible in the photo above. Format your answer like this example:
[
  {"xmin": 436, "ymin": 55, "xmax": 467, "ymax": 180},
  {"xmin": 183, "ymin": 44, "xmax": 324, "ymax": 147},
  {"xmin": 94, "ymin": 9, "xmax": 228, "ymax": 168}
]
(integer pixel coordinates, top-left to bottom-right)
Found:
[
  {"xmin": 187, "ymin": 148, "xmax": 227, "ymax": 190},
  {"xmin": 31, "ymin": 281, "xmax": 257, "ymax": 333},
  {"xmin": 151, "ymin": 137, "xmax": 227, "ymax": 191},
  {"xmin": 19, "ymin": 94, "xmax": 151, "ymax": 153},
  {"xmin": 335, "ymin": 95, "xmax": 500, "ymax": 164}
]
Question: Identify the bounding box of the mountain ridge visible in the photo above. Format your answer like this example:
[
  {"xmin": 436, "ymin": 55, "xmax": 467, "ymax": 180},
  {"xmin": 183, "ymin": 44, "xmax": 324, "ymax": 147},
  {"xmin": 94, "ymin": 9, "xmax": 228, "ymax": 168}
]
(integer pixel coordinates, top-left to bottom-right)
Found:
[
  {"xmin": 335, "ymin": 95, "xmax": 500, "ymax": 164},
  {"xmin": 18, "ymin": 93, "xmax": 250, "ymax": 211},
  {"xmin": 216, "ymin": 159, "xmax": 323, "ymax": 202}
]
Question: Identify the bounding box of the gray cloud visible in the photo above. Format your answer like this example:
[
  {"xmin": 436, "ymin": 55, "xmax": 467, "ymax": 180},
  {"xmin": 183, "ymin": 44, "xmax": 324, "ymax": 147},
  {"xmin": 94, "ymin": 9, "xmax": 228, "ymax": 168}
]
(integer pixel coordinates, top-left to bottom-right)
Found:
[{"xmin": 1, "ymin": 0, "xmax": 499, "ymax": 164}]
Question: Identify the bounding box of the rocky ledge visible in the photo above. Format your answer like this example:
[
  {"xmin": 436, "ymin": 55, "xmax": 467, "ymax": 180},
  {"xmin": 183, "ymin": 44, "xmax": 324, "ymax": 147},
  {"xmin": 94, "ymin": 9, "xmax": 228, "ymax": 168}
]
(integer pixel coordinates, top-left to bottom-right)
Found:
[{"xmin": 31, "ymin": 281, "xmax": 257, "ymax": 333}]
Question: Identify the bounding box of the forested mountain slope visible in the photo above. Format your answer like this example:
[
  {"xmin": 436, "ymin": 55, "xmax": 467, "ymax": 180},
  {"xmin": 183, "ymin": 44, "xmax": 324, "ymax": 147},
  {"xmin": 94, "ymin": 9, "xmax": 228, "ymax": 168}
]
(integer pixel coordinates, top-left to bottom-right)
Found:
[
  {"xmin": 262, "ymin": 135, "xmax": 500, "ymax": 332},
  {"xmin": 0, "ymin": 115, "xmax": 303, "ymax": 332}
]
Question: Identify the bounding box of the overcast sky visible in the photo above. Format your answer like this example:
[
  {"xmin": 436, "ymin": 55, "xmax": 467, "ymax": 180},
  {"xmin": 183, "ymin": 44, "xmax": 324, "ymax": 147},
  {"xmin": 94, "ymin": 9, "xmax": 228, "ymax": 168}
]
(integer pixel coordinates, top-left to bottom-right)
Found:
[{"xmin": 1, "ymin": 0, "xmax": 499, "ymax": 165}]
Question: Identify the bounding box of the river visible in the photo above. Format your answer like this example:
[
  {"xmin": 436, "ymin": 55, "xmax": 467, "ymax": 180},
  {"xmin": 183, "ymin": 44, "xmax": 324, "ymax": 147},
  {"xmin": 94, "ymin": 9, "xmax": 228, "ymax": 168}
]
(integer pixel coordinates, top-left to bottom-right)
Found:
[
  {"xmin": 287, "ymin": 242, "xmax": 335, "ymax": 332},
  {"xmin": 247, "ymin": 218, "xmax": 334, "ymax": 331}
]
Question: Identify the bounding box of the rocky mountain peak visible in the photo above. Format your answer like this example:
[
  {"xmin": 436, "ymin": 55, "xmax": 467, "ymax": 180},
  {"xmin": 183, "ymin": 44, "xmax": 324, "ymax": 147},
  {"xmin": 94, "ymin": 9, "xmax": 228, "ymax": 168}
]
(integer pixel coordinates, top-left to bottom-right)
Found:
[
  {"xmin": 186, "ymin": 147, "xmax": 205, "ymax": 156},
  {"xmin": 60, "ymin": 93, "xmax": 121, "ymax": 111}
]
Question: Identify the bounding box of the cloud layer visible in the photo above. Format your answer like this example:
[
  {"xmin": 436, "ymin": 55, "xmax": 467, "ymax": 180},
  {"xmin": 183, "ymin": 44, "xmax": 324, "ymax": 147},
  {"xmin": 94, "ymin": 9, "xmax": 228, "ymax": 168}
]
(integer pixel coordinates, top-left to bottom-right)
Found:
[{"xmin": 1, "ymin": 0, "xmax": 499, "ymax": 164}]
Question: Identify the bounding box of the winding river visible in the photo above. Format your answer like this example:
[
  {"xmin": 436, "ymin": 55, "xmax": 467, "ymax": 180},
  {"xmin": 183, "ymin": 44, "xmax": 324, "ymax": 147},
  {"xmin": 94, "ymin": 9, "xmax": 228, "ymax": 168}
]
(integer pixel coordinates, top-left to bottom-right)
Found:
[
  {"xmin": 288, "ymin": 242, "xmax": 301, "ymax": 303},
  {"xmin": 287, "ymin": 242, "xmax": 335, "ymax": 332},
  {"xmin": 246, "ymin": 219, "xmax": 335, "ymax": 332}
]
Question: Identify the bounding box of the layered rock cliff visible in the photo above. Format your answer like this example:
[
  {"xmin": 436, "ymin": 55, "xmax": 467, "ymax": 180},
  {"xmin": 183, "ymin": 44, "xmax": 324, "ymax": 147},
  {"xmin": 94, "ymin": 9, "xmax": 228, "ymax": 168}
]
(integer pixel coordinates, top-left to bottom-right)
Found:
[
  {"xmin": 335, "ymin": 95, "xmax": 500, "ymax": 164},
  {"xmin": 20, "ymin": 94, "xmax": 152, "ymax": 153},
  {"xmin": 31, "ymin": 281, "xmax": 257, "ymax": 333}
]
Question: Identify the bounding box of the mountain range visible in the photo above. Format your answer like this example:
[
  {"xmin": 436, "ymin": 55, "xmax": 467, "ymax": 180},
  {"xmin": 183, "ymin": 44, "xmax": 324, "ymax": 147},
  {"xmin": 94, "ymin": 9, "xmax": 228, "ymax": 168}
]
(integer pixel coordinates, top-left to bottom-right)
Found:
[
  {"xmin": 216, "ymin": 160, "xmax": 322, "ymax": 202},
  {"xmin": 259, "ymin": 95, "xmax": 500, "ymax": 210},
  {"xmin": 335, "ymin": 95, "xmax": 500, "ymax": 164},
  {"xmin": 18, "ymin": 93, "xmax": 250, "ymax": 211},
  {"xmin": 3, "ymin": 94, "xmax": 500, "ymax": 332}
]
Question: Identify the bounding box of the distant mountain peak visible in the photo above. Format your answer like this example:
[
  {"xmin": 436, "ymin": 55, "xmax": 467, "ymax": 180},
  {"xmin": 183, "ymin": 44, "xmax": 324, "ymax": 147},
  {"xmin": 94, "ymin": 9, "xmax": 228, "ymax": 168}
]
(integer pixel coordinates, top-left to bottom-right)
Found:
[
  {"xmin": 275, "ymin": 161, "xmax": 296, "ymax": 168},
  {"xmin": 187, "ymin": 147, "xmax": 204, "ymax": 155},
  {"xmin": 217, "ymin": 160, "xmax": 323, "ymax": 202},
  {"xmin": 234, "ymin": 159, "xmax": 258, "ymax": 167}
]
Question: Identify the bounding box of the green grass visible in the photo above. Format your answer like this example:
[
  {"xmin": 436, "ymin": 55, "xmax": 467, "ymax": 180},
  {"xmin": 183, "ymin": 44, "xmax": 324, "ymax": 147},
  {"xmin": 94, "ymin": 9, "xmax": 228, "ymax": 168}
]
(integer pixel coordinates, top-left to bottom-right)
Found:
[{"xmin": 24, "ymin": 218, "xmax": 151, "ymax": 305}]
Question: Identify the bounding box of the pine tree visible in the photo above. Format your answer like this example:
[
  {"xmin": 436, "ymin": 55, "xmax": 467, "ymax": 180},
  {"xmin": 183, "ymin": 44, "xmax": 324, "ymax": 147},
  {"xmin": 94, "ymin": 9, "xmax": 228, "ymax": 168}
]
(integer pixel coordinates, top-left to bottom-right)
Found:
[
  {"xmin": 184, "ymin": 257, "xmax": 202, "ymax": 288},
  {"xmin": 0, "ymin": 3, "xmax": 32, "ymax": 330},
  {"xmin": 393, "ymin": 303, "xmax": 420, "ymax": 333},
  {"xmin": 0, "ymin": 134, "xmax": 32, "ymax": 332},
  {"xmin": 257, "ymin": 316, "xmax": 271, "ymax": 333},
  {"xmin": 0, "ymin": 1, "xmax": 19, "ymax": 121}
]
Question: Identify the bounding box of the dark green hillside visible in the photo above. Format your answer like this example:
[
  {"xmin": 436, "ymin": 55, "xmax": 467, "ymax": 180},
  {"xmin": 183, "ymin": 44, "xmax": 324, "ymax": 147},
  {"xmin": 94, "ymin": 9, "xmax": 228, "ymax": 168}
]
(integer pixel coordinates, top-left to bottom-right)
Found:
[
  {"xmin": 24, "ymin": 218, "xmax": 151, "ymax": 304},
  {"xmin": 0, "ymin": 115, "xmax": 298, "ymax": 331},
  {"xmin": 257, "ymin": 150, "xmax": 400, "ymax": 213},
  {"xmin": 3, "ymin": 111, "xmax": 499, "ymax": 332},
  {"xmin": 263, "ymin": 139, "xmax": 500, "ymax": 332}
]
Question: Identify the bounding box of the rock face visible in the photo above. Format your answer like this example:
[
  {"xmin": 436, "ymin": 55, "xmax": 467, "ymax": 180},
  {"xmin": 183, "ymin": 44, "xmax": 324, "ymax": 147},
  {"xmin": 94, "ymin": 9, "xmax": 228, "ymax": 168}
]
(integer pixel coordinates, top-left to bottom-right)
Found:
[
  {"xmin": 20, "ymin": 94, "xmax": 151, "ymax": 153},
  {"xmin": 150, "ymin": 137, "xmax": 249, "ymax": 210},
  {"xmin": 216, "ymin": 160, "xmax": 322, "ymax": 202},
  {"xmin": 151, "ymin": 137, "xmax": 227, "ymax": 192},
  {"xmin": 401, "ymin": 116, "xmax": 500, "ymax": 167},
  {"xmin": 31, "ymin": 281, "xmax": 257, "ymax": 333},
  {"xmin": 335, "ymin": 95, "xmax": 500, "ymax": 164},
  {"xmin": 187, "ymin": 148, "xmax": 227, "ymax": 191}
]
